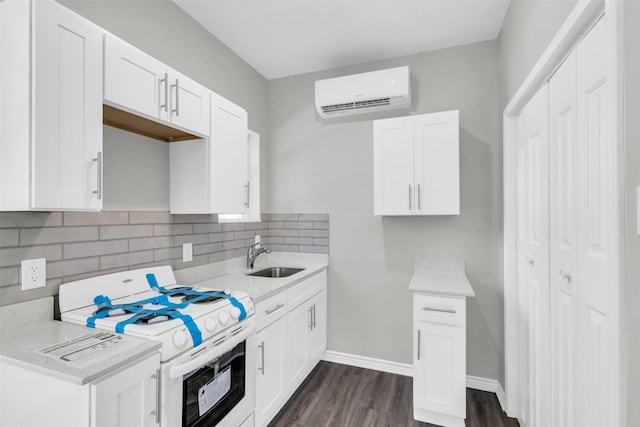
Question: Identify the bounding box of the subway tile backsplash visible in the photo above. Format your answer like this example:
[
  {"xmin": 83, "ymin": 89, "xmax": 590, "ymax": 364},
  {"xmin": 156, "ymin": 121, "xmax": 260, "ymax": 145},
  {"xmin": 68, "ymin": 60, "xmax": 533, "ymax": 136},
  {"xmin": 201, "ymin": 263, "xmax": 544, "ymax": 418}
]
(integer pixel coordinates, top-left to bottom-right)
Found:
[{"xmin": 0, "ymin": 212, "xmax": 329, "ymax": 304}]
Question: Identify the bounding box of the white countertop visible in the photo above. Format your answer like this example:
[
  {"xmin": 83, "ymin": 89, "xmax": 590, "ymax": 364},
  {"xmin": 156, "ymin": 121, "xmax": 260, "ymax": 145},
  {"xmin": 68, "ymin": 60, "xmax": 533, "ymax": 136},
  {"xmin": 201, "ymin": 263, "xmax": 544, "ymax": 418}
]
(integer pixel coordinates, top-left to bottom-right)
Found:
[
  {"xmin": 0, "ymin": 321, "xmax": 160, "ymax": 385},
  {"xmin": 408, "ymin": 260, "xmax": 475, "ymax": 297},
  {"xmin": 174, "ymin": 252, "xmax": 329, "ymax": 302}
]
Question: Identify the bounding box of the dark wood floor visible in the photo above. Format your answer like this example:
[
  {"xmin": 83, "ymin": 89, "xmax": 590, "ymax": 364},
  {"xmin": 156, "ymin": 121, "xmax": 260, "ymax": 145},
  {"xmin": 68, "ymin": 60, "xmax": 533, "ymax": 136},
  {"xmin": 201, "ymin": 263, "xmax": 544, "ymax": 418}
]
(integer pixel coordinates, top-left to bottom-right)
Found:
[{"xmin": 268, "ymin": 361, "xmax": 519, "ymax": 427}]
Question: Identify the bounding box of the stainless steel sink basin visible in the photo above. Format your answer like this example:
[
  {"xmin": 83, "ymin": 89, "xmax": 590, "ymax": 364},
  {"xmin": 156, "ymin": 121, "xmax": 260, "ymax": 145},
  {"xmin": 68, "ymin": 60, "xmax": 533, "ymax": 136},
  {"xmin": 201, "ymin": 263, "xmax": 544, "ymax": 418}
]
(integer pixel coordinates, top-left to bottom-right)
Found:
[{"xmin": 247, "ymin": 267, "xmax": 305, "ymax": 278}]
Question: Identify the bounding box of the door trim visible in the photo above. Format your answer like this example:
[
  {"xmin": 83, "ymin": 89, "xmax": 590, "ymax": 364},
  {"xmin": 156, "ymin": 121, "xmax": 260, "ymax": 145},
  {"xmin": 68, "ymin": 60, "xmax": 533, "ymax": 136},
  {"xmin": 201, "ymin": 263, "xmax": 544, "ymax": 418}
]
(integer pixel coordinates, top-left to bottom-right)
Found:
[{"xmin": 502, "ymin": 0, "xmax": 626, "ymax": 423}]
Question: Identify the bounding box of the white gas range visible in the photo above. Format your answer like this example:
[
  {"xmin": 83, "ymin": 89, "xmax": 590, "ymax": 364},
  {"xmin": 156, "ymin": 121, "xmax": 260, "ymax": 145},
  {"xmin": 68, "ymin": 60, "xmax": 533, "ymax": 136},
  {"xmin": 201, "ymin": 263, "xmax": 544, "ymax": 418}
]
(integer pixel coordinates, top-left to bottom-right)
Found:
[{"xmin": 59, "ymin": 265, "xmax": 256, "ymax": 427}]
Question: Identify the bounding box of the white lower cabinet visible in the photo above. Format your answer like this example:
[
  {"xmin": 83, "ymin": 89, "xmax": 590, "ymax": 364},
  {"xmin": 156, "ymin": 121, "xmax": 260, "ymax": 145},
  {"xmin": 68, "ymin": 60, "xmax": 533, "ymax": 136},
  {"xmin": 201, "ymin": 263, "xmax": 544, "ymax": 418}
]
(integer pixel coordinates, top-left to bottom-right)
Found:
[
  {"xmin": 412, "ymin": 293, "xmax": 467, "ymax": 427},
  {"xmin": 254, "ymin": 269, "xmax": 327, "ymax": 427},
  {"xmin": 0, "ymin": 352, "xmax": 161, "ymax": 427}
]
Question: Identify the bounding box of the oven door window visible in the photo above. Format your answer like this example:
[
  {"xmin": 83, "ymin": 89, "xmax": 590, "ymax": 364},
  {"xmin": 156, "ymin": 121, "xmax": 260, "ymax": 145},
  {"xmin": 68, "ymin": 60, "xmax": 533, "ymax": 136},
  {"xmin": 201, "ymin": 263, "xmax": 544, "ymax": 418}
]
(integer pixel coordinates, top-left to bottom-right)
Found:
[{"xmin": 182, "ymin": 341, "xmax": 246, "ymax": 427}]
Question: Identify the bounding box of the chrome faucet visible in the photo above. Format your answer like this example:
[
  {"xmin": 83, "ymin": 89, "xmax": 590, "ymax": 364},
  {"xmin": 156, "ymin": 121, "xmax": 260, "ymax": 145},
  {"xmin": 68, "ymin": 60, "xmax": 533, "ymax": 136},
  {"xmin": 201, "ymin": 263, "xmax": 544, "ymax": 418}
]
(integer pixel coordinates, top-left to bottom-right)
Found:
[{"xmin": 247, "ymin": 242, "xmax": 271, "ymax": 269}]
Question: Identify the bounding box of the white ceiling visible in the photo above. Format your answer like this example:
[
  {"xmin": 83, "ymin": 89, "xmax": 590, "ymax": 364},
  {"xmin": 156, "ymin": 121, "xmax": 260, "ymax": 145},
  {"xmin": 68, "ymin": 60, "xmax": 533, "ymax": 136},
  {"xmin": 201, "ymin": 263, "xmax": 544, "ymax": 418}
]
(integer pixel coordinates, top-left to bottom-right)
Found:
[{"xmin": 173, "ymin": 0, "xmax": 511, "ymax": 80}]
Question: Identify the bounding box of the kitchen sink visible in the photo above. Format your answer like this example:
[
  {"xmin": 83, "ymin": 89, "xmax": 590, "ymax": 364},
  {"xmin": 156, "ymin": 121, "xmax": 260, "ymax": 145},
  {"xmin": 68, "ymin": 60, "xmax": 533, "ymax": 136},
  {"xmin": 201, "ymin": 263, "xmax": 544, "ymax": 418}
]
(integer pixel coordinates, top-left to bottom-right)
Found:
[{"xmin": 247, "ymin": 267, "xmax": 305, "ymax": 278}]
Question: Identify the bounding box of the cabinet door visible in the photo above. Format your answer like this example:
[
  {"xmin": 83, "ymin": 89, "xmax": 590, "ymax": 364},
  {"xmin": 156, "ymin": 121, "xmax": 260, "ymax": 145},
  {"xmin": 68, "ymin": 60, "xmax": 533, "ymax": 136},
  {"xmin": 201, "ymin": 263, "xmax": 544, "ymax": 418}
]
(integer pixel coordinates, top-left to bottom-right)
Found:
[
  {"xmin": 373, "ymin": 116, "xmax": 415, "ymax": 215},
  {"xmin": 255, "ymin": 318, "xmax": 287, "ymax": 427},
  {"xmin": 286, "ymin": 301, "xmax": 311, "ymax": 391},
  {"xmin": 168, "ymin": 69, "xmax": 210, "ymax": 137},
  {"xmin": 32, "ymin": 0, "xmax": 103, "ymax": 210},
  {"xmin": 307, "ymin": 290, "xmax": 326, "ymax": 363},
  {"xmin": 414, "ymin": 110, "xmax": 459, "ymax": 215},
  {"xmin": 91, "ymin": 353, "xmax": 160, "ymax": 427},
  {"xmin": 209, "ymin": 92, "xmax": 248, "ymax": 213},
  {"xmin": 413, "ymin": 320, "xmax": 465, "ymax": 418},
  {"xmin": 104, "ymin": 34, "xmax": 168, "ymax": 122}
]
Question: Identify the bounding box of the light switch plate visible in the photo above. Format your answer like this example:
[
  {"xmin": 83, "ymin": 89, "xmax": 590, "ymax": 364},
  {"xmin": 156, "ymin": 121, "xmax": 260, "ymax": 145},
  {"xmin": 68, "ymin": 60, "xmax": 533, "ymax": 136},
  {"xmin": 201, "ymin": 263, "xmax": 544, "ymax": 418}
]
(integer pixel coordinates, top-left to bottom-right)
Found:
[
  {"xmin": 183, "ymin": 243, "xmax": 193, "ymax": 262},
  {"xmin": 254, "ymin": 235, "xmax": 261, "ymax": 249},
  {"xmin": 21, "ymin": 258, "xmax": 46, "ymax": 291}
]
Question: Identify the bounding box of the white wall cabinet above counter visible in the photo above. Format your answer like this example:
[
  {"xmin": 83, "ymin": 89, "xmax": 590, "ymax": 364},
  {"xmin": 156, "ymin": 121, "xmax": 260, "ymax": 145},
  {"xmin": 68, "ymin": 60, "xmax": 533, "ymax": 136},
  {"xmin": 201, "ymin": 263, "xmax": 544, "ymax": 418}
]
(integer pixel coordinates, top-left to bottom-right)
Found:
[
  {"xmin": 104, "ymin": 33, "xmax": 211, "ymax": 140},
  {"xmin": 0, "ymin": 0, "xmax": 103, "ymax": 211},
  {"xmin": 373, "ymin": 110, "xmax": 460, "ymax": 216}
]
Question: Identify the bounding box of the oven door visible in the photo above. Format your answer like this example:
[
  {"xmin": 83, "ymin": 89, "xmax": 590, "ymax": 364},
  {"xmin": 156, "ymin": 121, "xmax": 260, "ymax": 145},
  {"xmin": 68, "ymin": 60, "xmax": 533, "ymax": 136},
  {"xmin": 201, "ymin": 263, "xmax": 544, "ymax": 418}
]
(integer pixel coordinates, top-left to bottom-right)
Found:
[{"xmin": 161, "ymin": 320, "xmax": 256, "ymax": 427}]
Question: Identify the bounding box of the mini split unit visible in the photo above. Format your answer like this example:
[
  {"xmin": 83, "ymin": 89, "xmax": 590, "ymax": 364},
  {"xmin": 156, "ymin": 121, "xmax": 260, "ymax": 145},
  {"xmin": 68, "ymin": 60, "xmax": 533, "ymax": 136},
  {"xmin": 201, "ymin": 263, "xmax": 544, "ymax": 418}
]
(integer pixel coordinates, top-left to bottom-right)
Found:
[{"xmin": 314, "ymin": 66, "xmax": 411, "ymax": 118}]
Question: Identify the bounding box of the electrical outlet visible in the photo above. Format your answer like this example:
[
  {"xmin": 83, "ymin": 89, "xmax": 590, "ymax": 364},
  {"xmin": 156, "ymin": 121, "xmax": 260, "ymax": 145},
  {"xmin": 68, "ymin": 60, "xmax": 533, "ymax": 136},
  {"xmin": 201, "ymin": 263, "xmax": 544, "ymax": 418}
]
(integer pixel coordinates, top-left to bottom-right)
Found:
[
  {"xmin": 21, "ymin": 258, "xmax": 46, "ymax": 291},
  {"xmin": 254, "ymin": 235, "xmax": 261, "ymax": 249},
  {"xmin": 183, "ymin": 243, "xmax": 193, "ymax": 262}
]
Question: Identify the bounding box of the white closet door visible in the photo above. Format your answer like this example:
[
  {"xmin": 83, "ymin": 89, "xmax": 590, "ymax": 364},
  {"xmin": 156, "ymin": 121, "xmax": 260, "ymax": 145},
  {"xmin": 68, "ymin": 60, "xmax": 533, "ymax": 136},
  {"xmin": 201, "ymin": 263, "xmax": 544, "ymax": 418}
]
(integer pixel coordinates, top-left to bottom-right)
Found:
[
  {"xmin": 549, "ymin": 50, "xmax": 578, "ymax": 427},
  {"xmin": 575, "ymin": 18, "xmax": 611, "ymax": 427},
  {"xmin": 516, "ymin": 84, "xmax": 550, "ymax": 427}
]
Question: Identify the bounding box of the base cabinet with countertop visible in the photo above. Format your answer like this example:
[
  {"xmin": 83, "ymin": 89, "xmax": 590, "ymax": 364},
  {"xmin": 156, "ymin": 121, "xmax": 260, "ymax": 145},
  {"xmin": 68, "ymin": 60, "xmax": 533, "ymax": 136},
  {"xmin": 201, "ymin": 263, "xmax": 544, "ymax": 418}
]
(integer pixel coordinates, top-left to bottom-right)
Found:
[
  {"xmin": 254, "ymin": 268, "xmax": 327, "ymax": 427},
  {"xmin": 409, "ymin": 260, "xmax": 475, "ymax": 427}
]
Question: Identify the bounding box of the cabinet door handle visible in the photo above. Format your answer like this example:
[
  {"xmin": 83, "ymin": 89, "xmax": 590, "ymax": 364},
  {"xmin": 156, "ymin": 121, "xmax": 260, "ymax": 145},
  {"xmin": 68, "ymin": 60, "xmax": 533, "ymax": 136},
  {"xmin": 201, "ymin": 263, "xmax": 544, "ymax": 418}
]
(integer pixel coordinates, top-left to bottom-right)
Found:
[
  {"xmin": 417, "ymin": 184, "xmax": 422, "ymax": 210},
  {"xmin": 308, "ymin": 307, "xmax": 313, "ymax": 330},
  {"xmin": 417, "ymin": 329, "xmax": 421, "ymax": 360},
  {"xmin": 245, "ymin": 181, "xmax": 250, "ymax": 208},
  {"xmin": 258, "ymin": 342, "xmax": 265, "ymax": 375},
  {"xmin": 172, "ymin": 79, "xmax": 180, "ymax": 117},
  {"xmin": 312, "ymin": 304, "xmax": 316, "ymax": 329},
  {"xmin": 265, "ymin": 304, "xmax": 284, "ymax": 315},
  {"xmin": 408, "ymin": 184, "xmax": 412, "ymax": 210},
  {"xmin": 526, "ymin": 257, "xmax": 535, "ymax": 266},
  {"xmin": 560, "ymin": 270, "xmax": 572, "ymax": 282},
  {"xmin": 150, "ymin": 369, "xmax": 161, "ymax": 424},
  {"xmin": 422, "ymin": 306, "xmax": 456, "ymax": 314},
  {"xmin": 160, "ymin": 73, "xmax": 168, "ymax": 112},
  {"xmin": 92, "ymin": 152, "xmax": 102, "ymax": 200}
]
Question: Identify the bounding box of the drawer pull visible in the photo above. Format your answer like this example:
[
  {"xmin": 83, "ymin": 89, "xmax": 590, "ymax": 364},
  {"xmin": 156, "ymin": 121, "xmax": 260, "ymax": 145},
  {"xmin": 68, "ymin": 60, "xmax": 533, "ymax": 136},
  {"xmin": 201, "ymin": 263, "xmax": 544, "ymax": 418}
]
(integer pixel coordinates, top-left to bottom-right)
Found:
[
  {"xmin": 265, "ymin": 304, "xmax": 284, "ymax": 315},
  {"xmin": 422, "ymin": 306, "xmax": 456, "ymax": 314}
]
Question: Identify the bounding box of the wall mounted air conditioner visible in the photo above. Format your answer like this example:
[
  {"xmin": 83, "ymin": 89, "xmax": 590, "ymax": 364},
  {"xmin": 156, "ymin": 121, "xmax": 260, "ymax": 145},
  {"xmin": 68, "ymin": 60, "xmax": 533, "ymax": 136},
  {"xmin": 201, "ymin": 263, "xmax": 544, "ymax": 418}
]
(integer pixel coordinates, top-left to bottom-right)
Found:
[{"xmin": 315, "ymin": 66, "xmax": 411, "ymax": 118}]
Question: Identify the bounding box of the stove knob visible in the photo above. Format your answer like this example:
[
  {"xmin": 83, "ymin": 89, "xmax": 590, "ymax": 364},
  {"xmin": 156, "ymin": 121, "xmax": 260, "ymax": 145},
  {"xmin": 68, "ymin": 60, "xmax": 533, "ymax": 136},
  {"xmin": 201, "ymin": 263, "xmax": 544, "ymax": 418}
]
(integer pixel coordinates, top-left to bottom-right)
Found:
[
  {"xmin": 205, "ymin": 317, "xmax": 217, "ymax": 333},
  {"xmin": 229, "ymin": 306, "xmax": 241, "ymax": 320},
  {"xmin": 217, "ymin": 310, "xmax": 230, "ymax": 326},
  {"xmin": 173, "ymin": 330, "xmax": 188, "ymax": 348}
]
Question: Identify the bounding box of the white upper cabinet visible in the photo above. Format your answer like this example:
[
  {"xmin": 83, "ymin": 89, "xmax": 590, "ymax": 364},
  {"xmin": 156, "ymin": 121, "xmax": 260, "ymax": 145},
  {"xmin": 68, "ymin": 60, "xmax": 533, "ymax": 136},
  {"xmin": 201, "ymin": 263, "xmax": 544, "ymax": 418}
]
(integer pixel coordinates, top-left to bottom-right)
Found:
[
  {"xmin": 373, "ymin": 110, "xmax": 459, "ymax": 216},
  {"xmin": 0, "ymin": 0, "xmax": 103, "ymax": 211},
  {"xmin": 104, "ymin": 34, "xmax": 210, "ymax": 138}
]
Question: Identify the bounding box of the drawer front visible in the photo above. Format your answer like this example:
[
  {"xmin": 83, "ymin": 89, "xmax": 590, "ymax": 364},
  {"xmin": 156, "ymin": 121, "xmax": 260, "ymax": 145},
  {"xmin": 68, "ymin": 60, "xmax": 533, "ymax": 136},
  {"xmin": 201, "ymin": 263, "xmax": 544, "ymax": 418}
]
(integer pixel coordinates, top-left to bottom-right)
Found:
[
  {"xmin": 413, "ymin": 294, "xmax": 465, "ymax": 327},
  {"xmin": 255, "ymin": 291, "xmax": 287, "ymax": 331},
  {"xmin": 287, "ymin": 269, "xmax": 327, "ymax": 310}
]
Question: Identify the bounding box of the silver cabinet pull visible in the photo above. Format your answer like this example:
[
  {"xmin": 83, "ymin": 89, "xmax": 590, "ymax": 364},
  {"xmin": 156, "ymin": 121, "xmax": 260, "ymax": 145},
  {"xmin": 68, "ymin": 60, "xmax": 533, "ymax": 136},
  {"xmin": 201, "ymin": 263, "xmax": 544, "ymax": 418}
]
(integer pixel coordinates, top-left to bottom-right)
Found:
[
  {"xmin": 150, "ymin": 369, "xmax": 161, "ymax": 424},
  {"xmin": 422, "ymin": 306, "xmax": 456, "ymax": 314},
  {"xmin": 92, "ymin": 152, "xmax": 102, "ymax": 200},
  {"xmin": 160, "ymin": 73, "xmax": 168, "ymax": 112},
  {"xmin": 311, "ymin": 304, "xmax": 316, "ymax": 329},
  {"xmin": 417, "ymin": 329, "xmax": 421, "ymax": 360},
  {"xmin": 408, "ymin": 184, "xmax": 412, "ymax": 210},
  {"xmin": 258, "ymin": 342, "xmax": 265, "ymax": 375},
  {"xmin": 172, "ymin": 79, "xmax": 180, "ymax": 117},
  {"xmin": 245, "ymin": 181, "xmax": 250, "ymax": 208},
  {"xmin": 560, "ymin": 270, "xmax": 572, "ymax": 282},
  {"xmin": 308, "ymin": 307, "xmax": 313, "ymax": 330},
  {"xmin": 526, "ymin": 257, "xmax": 535, "ymax": 266},
  {"xmin": 265, "ymin": 304, "xmax": 284, "ymax": 315},
  {"xmin": 417, "ymin": 183, "xmax": 422, "ymax": 210}
]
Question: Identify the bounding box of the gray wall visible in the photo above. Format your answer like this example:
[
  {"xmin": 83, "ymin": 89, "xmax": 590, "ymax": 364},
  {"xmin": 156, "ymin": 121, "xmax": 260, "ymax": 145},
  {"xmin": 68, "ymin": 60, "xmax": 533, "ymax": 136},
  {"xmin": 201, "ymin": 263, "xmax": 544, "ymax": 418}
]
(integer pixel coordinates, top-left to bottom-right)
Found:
[{"xmin": 267, "ymin": 41, "xmax": 502, "ymax": 380}]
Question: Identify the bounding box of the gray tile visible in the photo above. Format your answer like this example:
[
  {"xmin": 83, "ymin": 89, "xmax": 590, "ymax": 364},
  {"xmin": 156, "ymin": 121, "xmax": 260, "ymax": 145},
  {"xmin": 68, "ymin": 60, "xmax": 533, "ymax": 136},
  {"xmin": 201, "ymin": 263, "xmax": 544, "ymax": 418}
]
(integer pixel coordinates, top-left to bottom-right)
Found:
[
  {"xmin": 299, "ymin": 237, "xmax": 313, "ymax": 245},
  {"xmin": 269, "ymin": 229, "xmax": 299, "ymax": 237},
  {"xmin": 222, "ymin": 240, "xmax": 245, "ymax": 251},
  {"xmin": 269, "ymin": 244, "xmax": 299, "ymax": 252},
  {"xmin": 299, "ymin": 229, "xmax": 329, "ymax": 238},
  {"xmin": 245, "ymin": 222, "xmax": 267, "ymax": 231},
  {"xmin": 194, "ymin": 243, "xmax": 223, "ymax": 255},
  {"xmin": 0, "ymin": 245, "xmax": 63, "ymax": 268},
  {"xmin": 0, "ymin": 229, "xmax": 19, "ymax": 247},
  {"xmin": 101, "ymin": 251, "xmax": 154, "ymax": 270},
  {"xmin": 64, "ymin": 239, "xmax": 129, "ymax": 259},
  {"xmin": 0, "ymin": 212, "xmax": 62, "ymax": 228},
  {"xmin": 0, "ymin": 266, "xmax": 19, "ymax": 286},
  {"xmin": 268, "ymin": 221, "xmax": 284, "ymax": 229},
  {"xmin": 269, "ymin": 214, "xmax": 298, "ymax": 221},
  {"xmin": 299, "ymin": 245, "xmax": 329, "ymax": 254},
  {"xmin": 285, "ymin": 221, "xmax": 313, "ymax": 230},
  {"xmin": 130, "ymin": 236, "xmax": 174, "ymax": 251},
  {"xmin": 312, "ymin": 222, "xmax": 330, "ymax": 230},
  {"xmin": 234, "ymin": 230, "xmax": 256, "ymax": 240},
  {"xmin": 299, "ymin": 214, "xmax": 329, "ymax": 221},
  {"xmin": 313, "ymin": 238, "xmax": 329, "ymax": 246},
  {"xmin": 175, "ymin": 255, "xmax": 208, "ymax": 270},
  {"xmin": 21, "ymin": 226, "xmax": 99, "ymax": 245},
  {"xmin": 222, "ymin": 223, "xmax": 246, "ymax": 232},
  {"xmin": 174, "ymin": 214, "xmax": 218, "ymax": 224},
  {"xmin": 265, "ymin": 236, "xmax": 284, "ymax": 244},
  {"xmin": 285, "ymin": 237, "xmax": 300, "ymax": 245},
  {"xmin": 260, "ymin": 214, "xmax": 270, "ymax": 222},
  {"xmin": 193, "ymin": 223, "xmax": 223, "ymax": 234},
  {"xmin": 63, "ymin": 267, "xmax": 127, "ymax": 283},
  {"xmin": 100, "ymin": 225, "xmax": 154, "ymax": 240},
  {"xmin": 209, "ymin": 232, "xmax": 235, "ymax": 243},
  {"xmin": 129, "ymin": 211, "xmax": 173, "ymax": 224},
  {"xmin": 154, "ymin": 224, "xmax": 193, "ymax": 236},
  {"xmin": 47, "ymin": 257, "xmax": 101, "ymax": 279},
  {"xmin": 63, "ymin": 211, "xmax": 128, "ymax": 226},
  {"xmin": 153, "ymin": 247, "xmax": 182, "ymax": 262},
  {"xmin": 208, "ymin": 252, "xmax": 230, "ymax": 263},
  {"xmin": 232, "ymin": 248, "xmax": 247, "ymax": 258},
  {"xmin": 175, "ymin": 234, "xmax": 209, "ymax": 245}
]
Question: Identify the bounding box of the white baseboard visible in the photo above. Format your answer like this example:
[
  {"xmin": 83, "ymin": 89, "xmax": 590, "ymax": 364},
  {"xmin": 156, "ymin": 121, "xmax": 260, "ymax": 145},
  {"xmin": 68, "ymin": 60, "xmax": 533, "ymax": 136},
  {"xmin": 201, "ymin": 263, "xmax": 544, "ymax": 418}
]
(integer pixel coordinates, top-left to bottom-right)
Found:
[{"xmin": 321, "ymin": 350, "xmax": 508, "ymax": 413}]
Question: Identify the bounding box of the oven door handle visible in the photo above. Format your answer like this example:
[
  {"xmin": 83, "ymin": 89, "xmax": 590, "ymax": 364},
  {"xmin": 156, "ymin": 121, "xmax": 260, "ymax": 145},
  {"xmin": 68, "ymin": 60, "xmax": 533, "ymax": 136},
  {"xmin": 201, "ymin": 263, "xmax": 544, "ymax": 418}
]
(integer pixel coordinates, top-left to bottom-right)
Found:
[{"xmin": 169, "ymin": 323, "xmax": 255, "ymax": 379}]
